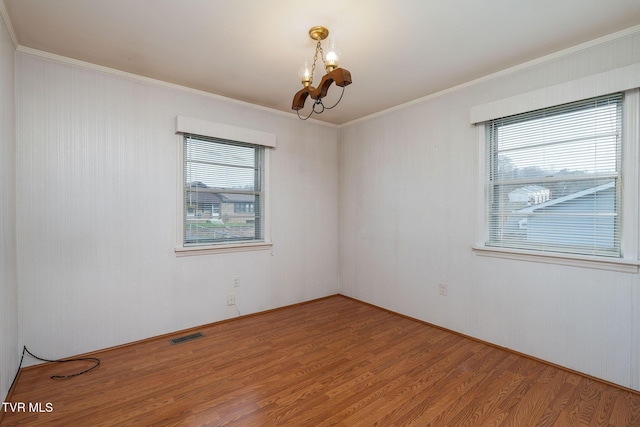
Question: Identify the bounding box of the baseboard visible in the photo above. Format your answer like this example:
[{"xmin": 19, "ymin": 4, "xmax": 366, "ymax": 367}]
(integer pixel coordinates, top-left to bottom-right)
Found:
[
  {"xmin": 9, "ymin": 291, "xmax": 636, "ymax": 410},
  {"xmin": 338, "ymin": 294, "xmax": 640, "ymax": 396},
  {"xmin": 2, "ymin": 293, "xmax": 340, "ymax": 424},
  {"xmin": 17, "ymin": 294, "xmax": 341, "ymax": 373}
]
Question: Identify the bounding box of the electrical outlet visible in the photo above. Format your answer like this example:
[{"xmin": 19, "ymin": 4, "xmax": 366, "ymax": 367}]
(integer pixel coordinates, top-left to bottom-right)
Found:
[
  {"xmin": 227, "ymin": 293, "xmax": 236, "ymax": 306},
  {"xmin": 233, "ymin": 276, "xmax": 240, "ymax": 287},
  {"xmin": 439, "ymin": 283, "xmax": 448, "ymax": 296}
]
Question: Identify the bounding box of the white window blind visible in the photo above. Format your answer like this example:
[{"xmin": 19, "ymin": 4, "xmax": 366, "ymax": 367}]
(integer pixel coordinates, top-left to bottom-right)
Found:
[
  {"xmin": 485, "ymin": 93, "xmax": 623, "ymax": 257},
  {"xmin": 183, "ymin": 134, "xmax": 264, "ymax": 246}
]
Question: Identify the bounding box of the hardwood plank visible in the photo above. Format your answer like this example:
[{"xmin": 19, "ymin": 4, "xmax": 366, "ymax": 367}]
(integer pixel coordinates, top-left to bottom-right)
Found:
[{"xmin": 2, "ymin": 295, "xmax": 640, "ymax": 426}]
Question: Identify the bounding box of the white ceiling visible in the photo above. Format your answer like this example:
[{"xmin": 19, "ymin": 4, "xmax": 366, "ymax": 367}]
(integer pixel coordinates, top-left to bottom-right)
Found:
[{"xmin": 2, "ymin": 0, "xmax": 640, "ymax": 125}]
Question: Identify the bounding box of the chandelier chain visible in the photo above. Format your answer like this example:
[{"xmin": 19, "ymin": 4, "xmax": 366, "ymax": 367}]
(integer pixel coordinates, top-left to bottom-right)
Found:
[{"xmin": 310, "ymin": 41, "xmax": 326, "ymax": 86}]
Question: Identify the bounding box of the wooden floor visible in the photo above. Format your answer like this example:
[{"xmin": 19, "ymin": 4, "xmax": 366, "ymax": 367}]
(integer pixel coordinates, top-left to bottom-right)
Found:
[{"xmin": 2, "ymin": 295, "xmax": 640, "ymax": 426}]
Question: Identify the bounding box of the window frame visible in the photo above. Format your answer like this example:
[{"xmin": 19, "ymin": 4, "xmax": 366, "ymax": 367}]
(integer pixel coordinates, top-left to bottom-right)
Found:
[
  {"xmin": 474, "ymin": 89, "xmax": 640, "ymax": 273},
  {"xmin": 174, "ymin": 117, "xmax": 274, "ymax": 256}
]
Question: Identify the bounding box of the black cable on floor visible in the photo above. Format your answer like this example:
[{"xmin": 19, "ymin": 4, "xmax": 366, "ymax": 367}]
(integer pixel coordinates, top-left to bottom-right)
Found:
[{"xmin": 9, "ymin": 346, "xmax": 101, "ymax": 392}]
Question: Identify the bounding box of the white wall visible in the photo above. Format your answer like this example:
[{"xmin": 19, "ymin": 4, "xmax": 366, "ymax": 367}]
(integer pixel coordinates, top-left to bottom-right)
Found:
[
  {"xmin": 15, "ymin": 52, "xmax": 340, "ymax": 363},
  {"xmin": 339, "ymin": 29, "xmax": 640, "ymax": 390},
  {"xmin": 10, "ymin": 20, "xmax": 640, "ymax": 396},
  {"xmin": 0, "ymin": 12, "xmax": 18, "ymax": 400}
]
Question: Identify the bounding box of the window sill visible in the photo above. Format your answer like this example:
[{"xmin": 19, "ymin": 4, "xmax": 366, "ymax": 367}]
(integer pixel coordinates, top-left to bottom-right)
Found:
[
  {"xmin": 472, "ymin": 246, "xmax": 639, "ymax": 273},
  {"xmin": 176, "ymin": 242, "xmax": 273, "ymax": 257}
]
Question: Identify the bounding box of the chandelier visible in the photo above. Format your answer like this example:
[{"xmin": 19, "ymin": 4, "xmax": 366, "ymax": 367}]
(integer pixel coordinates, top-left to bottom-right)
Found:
[{"xmin": 292, "ymin": 26, "xmax": 352, "ymax": 120}]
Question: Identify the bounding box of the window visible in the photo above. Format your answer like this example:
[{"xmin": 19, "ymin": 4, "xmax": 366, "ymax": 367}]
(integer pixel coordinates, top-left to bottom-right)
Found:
[
  {"xmin": 183, "ymin": 134, "xmax": 264, "ymax": 246},
  {"xmin": 484, "ymin": 93, "xmax": 623, "ymax": 258},
  {"xmin": 234, "ymin": 203, "xmax": 254, "ymax": 213}
]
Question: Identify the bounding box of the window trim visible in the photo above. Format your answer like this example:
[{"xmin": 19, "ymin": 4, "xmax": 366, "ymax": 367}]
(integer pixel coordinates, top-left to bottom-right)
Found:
[
  {"xmin": 472, "ymin": 245, "xmax": 639, "ymax": 273},
  {"xmin": 174, "ymin": 117, "xmax": 274, "ymax": 256},
  {"xmin": 474, "ymin": 89, "xmax": 640, "ymax": 273},
  {"xmin": 175, "ymin": 241, "xmax": 273, "ymax": 257}
]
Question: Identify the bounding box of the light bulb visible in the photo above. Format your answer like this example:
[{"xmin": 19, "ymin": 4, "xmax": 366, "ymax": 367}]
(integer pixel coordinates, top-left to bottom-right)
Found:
[
  {"xmin": 324, "ymin": 39, "xmax": 340, "ymax": 71},
  {"xmin": 298, "ymin": 61, "xmax": 312, "ymax": 87}
]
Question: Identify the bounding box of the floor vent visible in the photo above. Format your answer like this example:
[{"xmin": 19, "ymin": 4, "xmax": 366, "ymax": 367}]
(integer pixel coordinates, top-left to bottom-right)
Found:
[{"xmin": 169, "ymin": 332, "xmax": 204, "ymax": 345}]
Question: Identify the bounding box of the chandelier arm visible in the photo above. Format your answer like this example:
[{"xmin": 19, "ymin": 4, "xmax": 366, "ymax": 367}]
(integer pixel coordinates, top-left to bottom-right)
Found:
[
  {"xmin": 297, "ymin": 107, "xmax": 314, "ymax": 120},
  {"xmin": 311, "ymin": 68, "xmax": 352, "ymax": 100},
  {"xmin": 292, "ymin": 86, "xmax": 315, "ymax": 110},
  {"xmin": 322, "ymin": 86, "xmax": 345, "ymax": 110},
  {"xmin": 295, "ymin": 97, "xmax": 327, "ymax": 120}
]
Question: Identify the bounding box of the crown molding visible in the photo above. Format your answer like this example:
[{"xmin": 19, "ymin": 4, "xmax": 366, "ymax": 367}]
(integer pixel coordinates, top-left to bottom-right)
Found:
[
  {"xmin": 15, "ymin": 45, "xmax": 339, "ymax": 129},
  {"xmin": 0, "ymin": 0, "xmax": 18, "ymax": 48},
  {"xmin": 342, "ymin": 24, "xmax": 640, "ymax": 128},
  {"xmin": 7, "ymin": 15, "xmax": 639, "ymax": 130}
]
